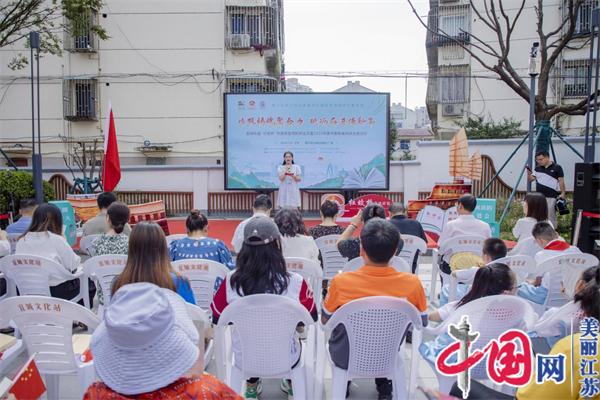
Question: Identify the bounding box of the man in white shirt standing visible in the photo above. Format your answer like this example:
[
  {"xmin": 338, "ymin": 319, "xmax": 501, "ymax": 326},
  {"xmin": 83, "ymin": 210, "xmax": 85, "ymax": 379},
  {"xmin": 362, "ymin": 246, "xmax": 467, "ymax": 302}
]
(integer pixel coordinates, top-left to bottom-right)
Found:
[
  {"xmin": 231, "ymin": 194, "xmax": 273, "ymax": 253},
  {"xmin": 438, "ymin": 194, "xmax": 492, "ymax": 275}
]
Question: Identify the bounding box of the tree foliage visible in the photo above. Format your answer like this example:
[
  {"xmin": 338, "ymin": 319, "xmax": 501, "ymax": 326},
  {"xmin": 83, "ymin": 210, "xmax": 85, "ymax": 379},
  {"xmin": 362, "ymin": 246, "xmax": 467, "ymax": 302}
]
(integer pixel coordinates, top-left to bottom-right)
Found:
[
  {"xmin": 408, "ymin": 0, "xmax": 598, "ymax": 121},
  {"xmin": 389, "ymin": 119, "xmax": 398, "ymax": 155},
  {"xmin": 0, "ymin": 170, "xmax": 54, "ymax": 213},
  {"xmin": 0, "ymin": 0, "xmax": 107, "ymax": 69},
  {"xmin": 457, "ymin": 117, "xmax": 524, "ymax": 139}
]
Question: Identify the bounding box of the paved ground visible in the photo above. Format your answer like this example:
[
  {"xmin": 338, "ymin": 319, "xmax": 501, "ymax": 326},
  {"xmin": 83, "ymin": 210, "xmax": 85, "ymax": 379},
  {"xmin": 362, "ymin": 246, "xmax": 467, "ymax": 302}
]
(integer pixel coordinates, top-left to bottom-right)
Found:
[{"xmin": 2, "ymin": 258, "xmax": 443, "ymax": 399}]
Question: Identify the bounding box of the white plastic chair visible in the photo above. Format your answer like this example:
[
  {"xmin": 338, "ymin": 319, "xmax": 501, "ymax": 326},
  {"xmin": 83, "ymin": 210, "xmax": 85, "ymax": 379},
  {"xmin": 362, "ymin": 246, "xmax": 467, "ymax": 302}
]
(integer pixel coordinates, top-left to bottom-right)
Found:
[
  {"xmin": 166, "ymin": 233, "xmax": 187, "ymax": 246},
  {"xmin": 447, "ymin": 267, "xmax": 479, "ymax": 303},
  {"xmin": 533, "ymin": 301, "xmax": 586, "ymax": 338},
  {"xmin": 493, "ymin": 255, "xmax": 535, "ymax": 284},
  {"xmin": 82, "ymin": 254, "xmax": 127, "ymax": 313},
  {"xmin": 0, "ymin": 254, "xmax": 85, "ymax": 305},
  {"xmin": 425, "ymin": 295, "xmax": 538, "ymax": 394},
  {"xmin": 171, "ymin": 259, "xmax": 230, "ymax": 310},
  {"xmin": 399, "ymin": 234, "xmax": 427, "ymax": 274},
  {"xmin": 79, "ymin": 234, "xmax": 101, "ymax": 256},
  {"xmin": 186, "ymin": 302, "xmax": 218, "ymax": 369},
  {"xmin": 343, "ymin": 256, "xmax": 411, "ymax": 274},
  {"xmin": 532, "ymin": 253, "xmax": 599, "ymax": 315},
  {"xmin": 315, "ymin": 235, "xmax": 347, "ymax": 279},
  {"xmin": 508, "ymin": 236, "xmax": 542, "ymax": 258},
  {"xmin": 321, "ymin": 296, "xmax": 424, "ymax": 400},
  {"xmin": 0, "ymin": 295, "xmax": 101, "ymax": 400},
  {"xmin": 285, "ymin": 257, "xmax": 324, "ymax": 309},
  {"xmin": 430, "ymin": 235, "xmax": 485, "ymax": 304},
  {"xmin": 7, "ymin": 233, "xmax": 20, "ymax": 255},
  {"xmin": 216, "ymin": 294, "xmax": 315, "ymax": 400}
]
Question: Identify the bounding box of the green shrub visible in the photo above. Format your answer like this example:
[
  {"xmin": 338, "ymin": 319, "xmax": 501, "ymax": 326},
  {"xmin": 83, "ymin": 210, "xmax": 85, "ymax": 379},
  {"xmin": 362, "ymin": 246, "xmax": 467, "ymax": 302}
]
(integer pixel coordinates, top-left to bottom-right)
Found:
[{"xmin": 0, "ymin": 170, "xmax": 54, "ymax": 214}]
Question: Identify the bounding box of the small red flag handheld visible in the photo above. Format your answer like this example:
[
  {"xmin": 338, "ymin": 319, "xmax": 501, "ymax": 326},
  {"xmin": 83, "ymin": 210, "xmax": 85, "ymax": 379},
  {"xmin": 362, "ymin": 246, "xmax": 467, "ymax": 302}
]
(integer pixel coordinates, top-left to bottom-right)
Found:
[{"xmin": 8, "ymin": 354, "xmax": 46, "ymax": 399}]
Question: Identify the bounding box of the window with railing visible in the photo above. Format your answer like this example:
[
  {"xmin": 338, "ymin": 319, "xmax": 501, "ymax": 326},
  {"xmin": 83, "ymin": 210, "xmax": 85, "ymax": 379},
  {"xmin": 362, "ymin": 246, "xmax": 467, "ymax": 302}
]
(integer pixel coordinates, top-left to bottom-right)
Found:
[
  {"xmin": 427, "ymin": 5, "xmax": 470, "ymax": 46},
  {"xmin": 562, "ymin": 59, "xmax": 594, "ymax": 98},
  {"xmin": 574, "ymin": 0, "xmax": 599, "ymax": 35},
  {"xmin": 64, "ymin": 11, "xmax": 98, "ymax": 52},
  {"xmin": 439, "ymin": 65, "xmax": 469, "ymax": 104},
  {"xmin": 225, "ymin": 4, "xmax": 278, "ymax": 49},
  {"xmin": 63, "ymin": 78, "xmax": 98, "ymax": 121},
  {"xmin": 399, "ymin": 140, "xmax": 410, "ymax": 150},
  {"xmin": 226, "ymin": 77, "xmax": 280, "ymax": 93}
]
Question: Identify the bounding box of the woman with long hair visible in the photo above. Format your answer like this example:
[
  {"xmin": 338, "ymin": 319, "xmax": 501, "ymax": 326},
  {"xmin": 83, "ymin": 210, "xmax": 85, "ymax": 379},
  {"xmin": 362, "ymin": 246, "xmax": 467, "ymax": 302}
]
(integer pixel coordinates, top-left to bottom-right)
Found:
[
  {"xmin": 210, "ymin": 216, "xmax": 317, "ymax": 399},
  {"xmin": 170, "ymin": 210, "xmax": 234, "ymax": 269},
  {"xmin": 513, "ymin": 192, "xmax": 551, "ymax": 240},
  {"xmin": 277, "ymin": 151, "xmax": 301, "ymax": 208},
  {"xmin": 420, "ymin": 263, "xmax": 517, "ymax": 365},
  {"xmin": 16, "ymin": 203, "xmax": 95, "ymax": 304},
  {"xmin": 112, "ymin": 221, "xmax": 196, "ymax": 304},
  {"xmin": 274, "ymin": 207, "xmax": 319, "ymax": 262}
]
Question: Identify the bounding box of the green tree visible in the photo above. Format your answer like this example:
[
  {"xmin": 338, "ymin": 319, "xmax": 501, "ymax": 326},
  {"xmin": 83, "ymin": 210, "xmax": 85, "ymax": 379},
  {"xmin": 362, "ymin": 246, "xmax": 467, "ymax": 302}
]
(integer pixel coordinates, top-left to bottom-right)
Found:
[
  {"xmin": 0, "ymin": 170, "xmax": 54, "ymax": 213},
  {"xmin": 389, "ymin": 119, "xmax": 398, "ymax": 156},
  {"xmin": 1, "ymin": 0, "xmax": 108, "ymax": 69},
  {"xmin": 457, "ymin": 117, "xmax": 524, "ymax": 140}
]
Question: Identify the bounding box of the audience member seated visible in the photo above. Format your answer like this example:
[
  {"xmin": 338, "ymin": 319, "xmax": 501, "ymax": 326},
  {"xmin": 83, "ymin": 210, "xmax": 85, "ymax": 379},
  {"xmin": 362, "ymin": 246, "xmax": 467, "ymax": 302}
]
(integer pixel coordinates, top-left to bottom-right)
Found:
[
  {"xmin": 16, "ymin": 203, "xmax": 95, "ymax": 304},
  {"xmin": 439, "ymin": 237, "xmax": 507, "ymax": 305},
  {"xmin": 6, "ymin": 198, "xmax": 37, "ymax": 235},
  {"xmin": 323, "ymin": 219, "xmax": 427, "ymax": 400},
  {"xmin": 438, "ymin": 194, "xmax": 491, "ymax": 276},
  {"xmin": 388, "ymin": 201, "xmax": 427, "ymax": 273},
  {"xmin": 211, "ymin": 216, "xmax": 317, "ymax": 399},
  {"xmin": 275, "ymin": 207, "xmax": 319, "ymax": 263},
  {"xmin": 92, "ymin": 202, "xmax": 130, "ymax": 256},
  {"xmin": 82, "ymin": 192, "xmax": 131, "ymax": 237},
  {"xmin": 337, "ymin": 203, "xmax": 398, "ymax": 260},
  {"xmin": 421, "ymin": 263, "xmax": 517, "ymax": 366},
  {"xmin": 531, "ymin": 265, "xmax": 599, "ymax": 346},
  {"xmin": 517, "ymin": 222, "xmax": 581, "ymax": 305},
  {"xmin": 308, "ymin": 200, "xmax": 344, "ymax": 239},
  {"xmin": 170, "ymin": 210, "xmax": 235, "ymax": 270},
  {"xmin": 84, "ymin": 282, "xmax": 241, "ymax": 400},
  {"xmin": 0, "ymin": 230, "xmax": 8, "ymax": 257},
  {"xmin": 512, "ymin": 192, "xmax": 552, "ymax": 241},
  {"xmin": 112, "ymin": 221, "xmax": 196, "ymax": 305},
  {"xmin": 231, "ymin": 194, "xmax": 273, "ymax": 254}
]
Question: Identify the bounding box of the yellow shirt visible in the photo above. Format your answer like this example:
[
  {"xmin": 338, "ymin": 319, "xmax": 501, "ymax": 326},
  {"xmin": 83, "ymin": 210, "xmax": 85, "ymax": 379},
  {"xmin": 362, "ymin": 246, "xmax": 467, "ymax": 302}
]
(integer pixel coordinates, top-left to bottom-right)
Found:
[{"xmin": 517, "ymin": 333, "xmax": 600, "ymax": 400}]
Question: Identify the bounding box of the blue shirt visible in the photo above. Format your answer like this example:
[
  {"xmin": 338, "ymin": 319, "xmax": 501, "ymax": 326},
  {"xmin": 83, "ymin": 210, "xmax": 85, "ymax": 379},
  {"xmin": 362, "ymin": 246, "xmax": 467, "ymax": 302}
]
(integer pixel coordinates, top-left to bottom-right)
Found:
[
  {"xmin": 171, "ymin": 272, "xmax": 196, "ymax": 305},
  {"xmin": 169, "ymin": 237, "xmax": 235, "ymax": 270},
  {"xmin": 6, "ymin": 216, "xmax": 32, "ymax": 235}
]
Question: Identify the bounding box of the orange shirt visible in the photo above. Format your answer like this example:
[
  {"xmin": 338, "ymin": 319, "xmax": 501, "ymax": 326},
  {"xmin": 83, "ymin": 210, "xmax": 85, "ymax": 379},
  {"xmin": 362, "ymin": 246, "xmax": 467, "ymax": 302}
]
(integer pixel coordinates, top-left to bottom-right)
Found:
[
  {"xmin": 84, "ymin": 374, "xmax": 242, "ymax": 400},
  {"xmin": 323, "ymin": 265, "xmax": 427, "ymax": 315}
]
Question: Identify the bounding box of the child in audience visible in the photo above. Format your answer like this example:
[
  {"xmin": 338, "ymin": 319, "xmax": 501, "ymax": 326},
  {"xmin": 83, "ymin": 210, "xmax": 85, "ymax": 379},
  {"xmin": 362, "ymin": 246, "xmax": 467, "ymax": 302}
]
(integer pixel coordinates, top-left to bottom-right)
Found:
[
  {"xmin": 323, "ymin": 219, "xmax": 426, "ymax": 400},
  {"xmin": 170, "ymin": 210, "xmax": 235, "ymax": 270},
  {"xmin": 112, "ymin": 221, "xmax": 196, "ymax": 305},
  {"xmin": 517, "ymin": 221, "xmax": 581, "ymax": 305},
  {"xmin": 439, "ymin": 237, "xmax": 507, "ymax": 305},
  {"xmin": 85, "ymin": 283, "xmax": 241, "ymax": 400},
  {"xmin": 336, "ymin": 203, "xmax": 391, "ymax": 260},
  {"xmin": 16, "ymin": 203, "xmax": 95, "ymax": 305},
  {"xmin": 211, "ymin": 216, "xmax": 317, "ymax": 399},
  {"xmin": 92, "ymin": 202, "xmax": 130, "ymax": 256},
  {"xmin": 274, "ymin": 207, "xmax": 319, "ymax": 263},
  {"xmin": 422, "ymin": 263, "xmax": 517, "ymax": 365},
  {"xmin": 308, "ymin": 200, "xmax": 344, "ymax": 239}
]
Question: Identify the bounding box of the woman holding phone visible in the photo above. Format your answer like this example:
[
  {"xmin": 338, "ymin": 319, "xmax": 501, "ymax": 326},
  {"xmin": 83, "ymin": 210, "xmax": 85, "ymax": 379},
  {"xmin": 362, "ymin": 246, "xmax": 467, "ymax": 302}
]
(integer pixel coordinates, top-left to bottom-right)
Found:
[{"xmin": 277, "ymin": 151, "xmax": 302, "ymax": 208}]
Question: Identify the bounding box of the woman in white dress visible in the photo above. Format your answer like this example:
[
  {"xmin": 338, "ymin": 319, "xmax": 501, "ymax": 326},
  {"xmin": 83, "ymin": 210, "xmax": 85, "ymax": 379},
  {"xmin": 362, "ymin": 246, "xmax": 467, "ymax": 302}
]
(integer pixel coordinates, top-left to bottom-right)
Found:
[{"xmin": 277, "ymin": 151, "xmax": 301, "ymax": 208}]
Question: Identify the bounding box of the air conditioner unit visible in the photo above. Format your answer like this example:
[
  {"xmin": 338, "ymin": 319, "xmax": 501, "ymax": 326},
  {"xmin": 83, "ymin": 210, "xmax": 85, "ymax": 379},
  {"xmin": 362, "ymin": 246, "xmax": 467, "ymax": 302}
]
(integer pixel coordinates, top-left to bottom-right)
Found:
[
  {"xmin": 442, "ymin": 103, "xmax": 463, "ymax": 116},
  {"xmin": 227, "ymin": 34, "xmax": 251, "ymax": 49}
]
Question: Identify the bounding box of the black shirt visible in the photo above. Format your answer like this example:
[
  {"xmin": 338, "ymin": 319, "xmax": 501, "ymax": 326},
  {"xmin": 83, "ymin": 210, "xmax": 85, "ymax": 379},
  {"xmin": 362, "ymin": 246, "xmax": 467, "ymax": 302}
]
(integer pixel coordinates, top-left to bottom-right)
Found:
[
  {"xmin": 534, "ymin": 162, "xmax": 564, "ymax": 198},
  {"xmin": 389, "ymin": 215, "xmax": 427, "ymax": 273}
]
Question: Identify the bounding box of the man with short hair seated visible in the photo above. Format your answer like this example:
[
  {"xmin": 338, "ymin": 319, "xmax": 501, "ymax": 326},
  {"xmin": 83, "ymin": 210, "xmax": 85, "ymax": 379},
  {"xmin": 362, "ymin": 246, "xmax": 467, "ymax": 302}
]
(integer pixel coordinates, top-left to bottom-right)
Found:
[
  {"xmin": 84, "ymin": 282, "xmax": 240, "ymax": 399},
  {"xmin": 231, "ymin": 194, "xmax": 273, "ymax": 254},
  {"xmin": 82, "ymin": 192, "xmax": 131, "ymax": 237},
  {"xmin": 388, "ymin": 201, "xmax": 427, "ymax": 273},
  {"xmin": 517, "ymin": 221, "xmax": 581, "ymax": 305},
  {"xmin": 322, "ymin": 219, "xmax": 427, "ymax": 400},
  {"xmin": 6, "ymin": 198, "xmax": 37, "ymax": 235}
]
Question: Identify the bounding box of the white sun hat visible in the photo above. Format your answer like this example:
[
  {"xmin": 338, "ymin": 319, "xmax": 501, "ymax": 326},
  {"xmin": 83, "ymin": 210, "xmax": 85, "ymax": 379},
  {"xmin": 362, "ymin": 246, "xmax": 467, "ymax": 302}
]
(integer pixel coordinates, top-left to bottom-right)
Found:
[{"xmin": 91, "ymin": 282, "xmax": 200, "ymax": 395}]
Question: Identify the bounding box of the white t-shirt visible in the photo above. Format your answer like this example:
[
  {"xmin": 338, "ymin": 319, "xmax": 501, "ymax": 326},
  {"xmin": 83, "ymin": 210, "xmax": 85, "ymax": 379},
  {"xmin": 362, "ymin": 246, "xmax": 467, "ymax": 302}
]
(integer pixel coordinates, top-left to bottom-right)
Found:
[
  {"xmin": 16, "ymin": 231, "xmax": 81, "ymax": 273},
  {"xmin": 0, "ymin": 239, "xmax": 9, "ymax": 257},
  {"xmin": 438, "ymin": 215, "xmax": 491, "ymax": 261},
  {"xmin": 231, "ymin": 211, "xmax": 270, "ymax": 253},
  {"xmin": 512, "ymin": 217, "xmax": 553, "ymax": 241},
  {"xmin": 280, "ymin": 235, "xmax": 319, "ymax": 263},
  {"xmin": 534, "ymin": 240, "xmax": 581, "ymax": 288},
  {"xmin": 437, "ymin": 300, "xmax": 459, "ymax": 321}
]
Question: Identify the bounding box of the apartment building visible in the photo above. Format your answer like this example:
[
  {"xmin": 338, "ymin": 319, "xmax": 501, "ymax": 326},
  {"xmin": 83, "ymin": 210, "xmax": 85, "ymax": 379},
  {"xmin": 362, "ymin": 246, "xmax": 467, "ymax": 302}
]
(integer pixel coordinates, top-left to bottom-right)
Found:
[
  {"xmin": 0, "ymin": 0, "xmax": 285, "ymax": 167},
  {"xmin": 425, "ymin": 0, "xmax": 598, "ymax": 138}
]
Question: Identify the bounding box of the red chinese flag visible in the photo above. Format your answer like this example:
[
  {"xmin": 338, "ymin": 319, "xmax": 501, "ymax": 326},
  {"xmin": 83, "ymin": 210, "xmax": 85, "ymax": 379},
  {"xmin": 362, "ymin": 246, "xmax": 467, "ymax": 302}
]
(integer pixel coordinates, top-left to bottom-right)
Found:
[
  {"xmin": 102, "ymin": 102, "xmax": 121, "ymax": 192},
  {"xmin": 8, "ymin": 355, "xmax": 46, "ymax": 399}
]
